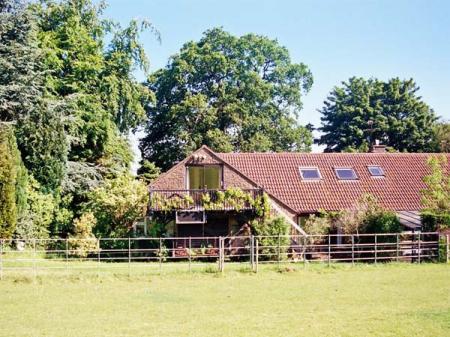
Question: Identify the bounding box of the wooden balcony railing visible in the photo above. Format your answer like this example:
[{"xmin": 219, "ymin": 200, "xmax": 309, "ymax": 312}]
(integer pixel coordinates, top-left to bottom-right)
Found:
[{"xmin": 149, "ymin": 188, "xmax": 264, "ymax": 212}]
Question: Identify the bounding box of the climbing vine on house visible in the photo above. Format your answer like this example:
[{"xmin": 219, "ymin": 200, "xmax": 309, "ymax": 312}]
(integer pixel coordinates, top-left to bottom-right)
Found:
[{"xmin": 150, "ymin": 187, "xmax": 271, "ymax": 219}]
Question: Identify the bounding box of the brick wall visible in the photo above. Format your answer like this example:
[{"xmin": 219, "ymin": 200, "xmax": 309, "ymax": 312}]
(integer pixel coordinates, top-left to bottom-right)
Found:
[{"xmin": 150, "ymin": 147, "xmax": 257, "ymax": 190}]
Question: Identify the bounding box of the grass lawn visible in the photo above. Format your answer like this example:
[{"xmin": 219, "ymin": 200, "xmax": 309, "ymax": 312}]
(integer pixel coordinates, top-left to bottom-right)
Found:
[{"xmin": 0, "ymin": 263, "xmax": 449, "ymax": 337}]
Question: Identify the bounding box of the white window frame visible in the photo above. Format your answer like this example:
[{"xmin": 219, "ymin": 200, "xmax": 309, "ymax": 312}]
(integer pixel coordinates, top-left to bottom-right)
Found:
[
  {"xmin": 367, "ymin": 165, "xmax": 385, "ymax": 177},
  {"xmin": 334, "ymin": 167, "xmax": 358, "ymax": 180},
  {"xmin": 299, "ymin": 167, "xmax": 322, "ymax": 181}
]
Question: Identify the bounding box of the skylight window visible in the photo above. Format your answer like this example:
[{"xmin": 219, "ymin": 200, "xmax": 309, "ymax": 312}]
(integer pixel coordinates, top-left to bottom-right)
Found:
[
  {"xmin": 299, "ymin": 167, "xmax": 322, "ymax": 180},
  {"xmin": 368, "ymin": 165, "xmax": 384, "ymax": 177},
  {"xmin": 335, "ymin": 168, "xmax": 358, "ymax": 180}
]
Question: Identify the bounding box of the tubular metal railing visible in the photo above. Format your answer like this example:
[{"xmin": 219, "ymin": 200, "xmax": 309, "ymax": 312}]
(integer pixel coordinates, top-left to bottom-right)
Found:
[{"xmin": 0, "ymin": 232, "xmax": 448, "ymax": 278}]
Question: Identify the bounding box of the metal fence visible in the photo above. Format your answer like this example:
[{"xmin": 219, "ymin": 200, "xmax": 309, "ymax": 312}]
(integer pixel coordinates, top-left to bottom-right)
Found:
[{"xmin": 0, "ymin": 232, "xmax": 448, "ymax": 278}]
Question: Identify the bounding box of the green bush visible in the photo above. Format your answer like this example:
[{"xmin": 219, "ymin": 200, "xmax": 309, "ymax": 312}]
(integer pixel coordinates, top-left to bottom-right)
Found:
[
  {"xmin": 363, "ymin": 211, "xmax": 403, "ymax": 234},
  {"xmin": 68, "ymin": 213, "xmax": 98, "ymax": 258},
  {"xmin": 251, "ymin": 216, "xmax": 290, "ymax": 261},
  {"xmin": 421, "ymin": 212, "xmax": 450, "ymax": 232}
]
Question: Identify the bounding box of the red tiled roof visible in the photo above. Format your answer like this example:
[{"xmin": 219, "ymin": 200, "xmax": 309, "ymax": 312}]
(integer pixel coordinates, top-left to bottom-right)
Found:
[{"xmin": 216, "ymin": 152, "xmax": 450, "ymax": 213}]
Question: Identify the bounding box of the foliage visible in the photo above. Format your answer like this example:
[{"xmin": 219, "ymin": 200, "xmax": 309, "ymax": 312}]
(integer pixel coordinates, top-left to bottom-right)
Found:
[
  {"xmin": 140, "ymin": 27, "xmax": 313, "ymax": 170},
  {"xmin": 0, "ymin": 0, "xmax": 44, "ymax": 122},
  {"xmin": 421, "ymin": 155, "xmax": 450, "ymax": 231},
  {"xmin": 68, "ymin": 212, "xmax": 98, "ymax": 258},
  {"xmin": 137, "ymin": 160, "xmax": 161, "ymax": 184},
  {"xmin": 0, "ymin": 126, "xmax": 20, "ymax": 238},
  {"xmin": 15, "ymin": 176, "xmax": 55, "ymax": 240},
  {"xmin": 303, "ymin": 214, "xmax": 332, "ymax": 236},
  {"xmin": 338, "ymin": 194, "xmax": 401, "ymax": 234},
  {"xmin": 202, "ymin": 188, "xmax": 253, "ymax": 211},
  {"xmin": 251, "ymin": 216, "xmax": 290, "ymax": 260},
  {"xmin": 0, "ymin": 0, "xmax": 67, "ymax": 191},
  {"xmin": 31, "ymin": 0, "xmax": 152, "ymax": 167},
  {"xmin": 15, "ymin": 101, "xmax": 68, "ymax": 191},
  {"xmin": 150, "ymin": 188, "xmax": 270, "ymax": 217},
  {"xmin": 303, "ymin": 195, "xmax": 402, "ymax": 236},
  {"xmin": 318, "ymin": 77, "xmax": 438, "ymax": 152},
  {"xmin": 363, "ymin": 212, "xmax": 403, "ymax": 234},
  {"xmin": 150, "ymin": 193, "xmax": 194, "ymax": 212},
  {"xmin": 0, "ymin": 0, "xmax": 156, "ymax": 237},
  {"xmin": 84, "ymin": 174, "xmax": 149, "ymax": 237},
  {"xmin": 433, "ymin": 122, "xmax": 450, "ymax": 153}
]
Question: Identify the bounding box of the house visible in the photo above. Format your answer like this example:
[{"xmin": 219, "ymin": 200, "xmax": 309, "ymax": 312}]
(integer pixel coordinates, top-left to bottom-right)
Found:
[{"xmin": 148, "ymin": 145, "xmax": 449, "ymax": 238}]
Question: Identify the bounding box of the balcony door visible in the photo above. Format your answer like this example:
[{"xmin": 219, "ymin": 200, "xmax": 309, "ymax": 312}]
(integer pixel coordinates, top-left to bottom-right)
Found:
[{"xmin": 187, "ymin": 165, "xmax": 222, "ymax": 190}]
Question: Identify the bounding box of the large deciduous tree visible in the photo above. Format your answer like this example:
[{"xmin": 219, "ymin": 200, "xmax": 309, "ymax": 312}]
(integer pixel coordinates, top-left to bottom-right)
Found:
[
  {"xmin": 140, "ymin": 28, "xmax": 313, "ymax": 170},
  {"xmin": 32, "ymin": 0, "xmax": 152, "ymax": 170},
  {"xmin": 318, "ymin": 77, "xmax": 438, "ymax": 152}
]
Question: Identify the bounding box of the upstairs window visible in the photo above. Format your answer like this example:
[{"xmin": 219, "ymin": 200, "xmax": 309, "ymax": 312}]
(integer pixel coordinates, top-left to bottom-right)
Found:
[
  {"xmin": 187, "ymin": 166, "xmax": 221, "ymax": 189},
  {"xmin": 335, "ymin": 168, "xmax": 358, "ymax": 180},
  {"xmin": 299, "ymin": 167, "xmax": 322, "ymax": 180},
  {"xmin": 368, "ymin": 165, "xmax": 384, "ymax": 177}
]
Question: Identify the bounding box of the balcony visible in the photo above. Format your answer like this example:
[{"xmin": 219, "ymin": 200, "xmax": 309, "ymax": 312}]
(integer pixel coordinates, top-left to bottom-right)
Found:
[{"xmin": 149, "ymin": 188, "xmax": 265, "ymax": 212}]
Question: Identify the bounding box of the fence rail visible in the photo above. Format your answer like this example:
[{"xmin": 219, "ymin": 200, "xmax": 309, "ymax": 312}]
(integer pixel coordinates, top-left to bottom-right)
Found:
[{"xmin": 0, "ymin": 232, "xmax": 448, "ymax": 278}]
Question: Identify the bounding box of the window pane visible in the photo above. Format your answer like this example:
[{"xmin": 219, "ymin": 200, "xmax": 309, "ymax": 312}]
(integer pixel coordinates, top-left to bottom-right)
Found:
[
  {"xmin": 188, "ymin": 167, "xmax": 203, "ymax": 189},
  {"xmin": 188, "ymin": 166, "xmax": 221, "ymax": 189},
  {"xmin": 300, "ymin": 169, "xmax": 321, "ymax": 180},
  {"xmin": 204, "ymin": 166, "xmax": 221, "ymax": 189},
  {"xmin": 368, "ymin": 166, "xmax": 384, "ymax": 176},
  {"xmin": 335, "ymin": 168, "xmax": 357, "ymax": 180}
]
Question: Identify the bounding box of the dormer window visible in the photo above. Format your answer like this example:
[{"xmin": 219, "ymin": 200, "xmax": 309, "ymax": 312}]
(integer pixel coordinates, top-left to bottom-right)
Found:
[
  {"xmin": 187, "ymin": 165, "xmax": 222, "ymax": 189},
  {"xmin": 335, "ymin": 168, "xmax": 358, "ymax": 180},
  {"xmin": 368, "ymin": 165, "xmax": 384, "ymax": 177},
  {"xmin": 299, "ymin": 167, "xmax": 322, "ymax": 181}
]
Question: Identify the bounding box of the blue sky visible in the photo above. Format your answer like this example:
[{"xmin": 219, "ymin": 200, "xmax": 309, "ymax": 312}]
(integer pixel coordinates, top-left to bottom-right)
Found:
[{"xmin": 101, "ymin": 0, "xmax": 450, "ymax": 161}]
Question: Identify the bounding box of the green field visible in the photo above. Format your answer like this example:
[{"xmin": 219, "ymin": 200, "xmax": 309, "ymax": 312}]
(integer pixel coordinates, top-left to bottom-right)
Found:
[{"xmin": 0, "ymin": 263, "xmax": 449, "ymax": 337}]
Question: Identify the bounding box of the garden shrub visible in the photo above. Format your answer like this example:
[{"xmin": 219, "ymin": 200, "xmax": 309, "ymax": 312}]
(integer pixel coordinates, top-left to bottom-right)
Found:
[
  {"xmin": 420, "ymin": 155, "xmax": 450, "ymax": 232},
  {"xmin": 251, "ymin": 216, "xmax": 290, "ymax": 260},
  {"xmin": 68, "ymin": 213, "xmax": 98, "ymax": 258},
  {"xmin": 363, "ymin": 211, "xmax": 403, "ymax": 234}
]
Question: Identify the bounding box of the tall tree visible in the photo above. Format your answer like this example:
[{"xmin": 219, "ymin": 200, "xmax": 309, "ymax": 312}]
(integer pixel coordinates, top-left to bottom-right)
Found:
[
  {"xmin": 318, "ymin": 77, "xmax": 438, "ymax": 152},
  {"xmin": 32, "ymin": 0, "xmax": 152, "ymax": 169},
  {"xmin": 28, "ymin": 0, "xmax": 154, "ymax": 236},
  {"xmin": 433, "ymin": 122, "xmax": 450, "ymax": 153},
  {"xmin": 0, "ymin": 0, "xmax": 67, "ymax": 191},
  {"xmin": 140, "ymin": 27, "xmax": 313, "ymax": 170},
  {"xmin": 0, "ymin": 125, "xmax": 25, "ymax": 238}
]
